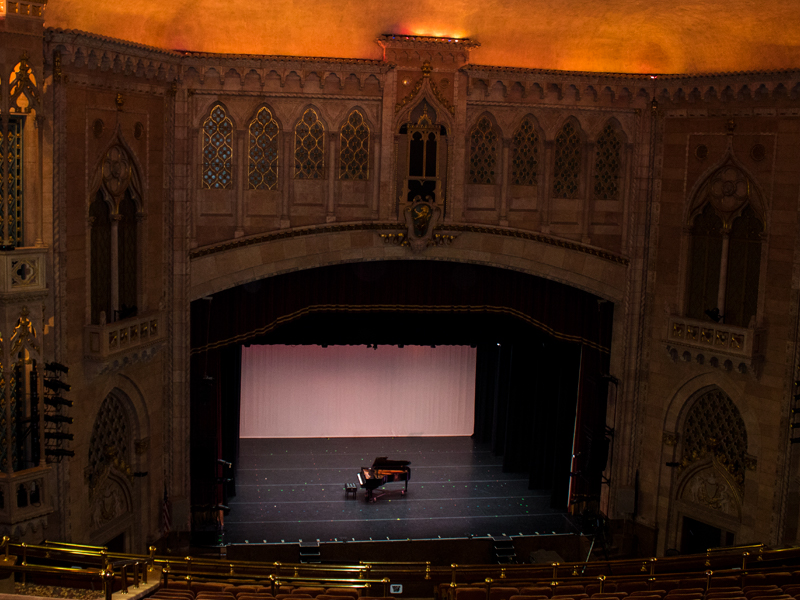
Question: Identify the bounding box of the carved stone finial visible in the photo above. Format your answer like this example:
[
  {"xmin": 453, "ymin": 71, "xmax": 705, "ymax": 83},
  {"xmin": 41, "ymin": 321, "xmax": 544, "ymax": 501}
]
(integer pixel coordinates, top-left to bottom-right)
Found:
[
  {"xmin": 725, "ymin": 119, "xmax": 736, "ymax": 135},
  {"xmin": 53, "ymin": 50, "xmax": 62, "ymax": 83},
  {"xmin": 421, "ymin": 61, "xmax": 432, "ymax": 77},
  {"xmin": 115, "ymin": 93, "xmax": 124, "ymax": 111}
]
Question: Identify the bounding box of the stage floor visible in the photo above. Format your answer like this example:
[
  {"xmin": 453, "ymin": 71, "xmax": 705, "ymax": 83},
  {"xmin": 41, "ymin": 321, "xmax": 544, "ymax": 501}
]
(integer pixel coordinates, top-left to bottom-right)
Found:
[{"xmin": 224, "ymin": 437, "xmax": 577, "ymax": 544}]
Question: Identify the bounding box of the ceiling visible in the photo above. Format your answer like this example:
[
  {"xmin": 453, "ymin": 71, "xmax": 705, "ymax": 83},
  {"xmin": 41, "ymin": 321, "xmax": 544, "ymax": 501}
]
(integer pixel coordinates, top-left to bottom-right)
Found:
[{"xmin": 44, "ymin": 0, "xmax": 800, "ymax": 75}]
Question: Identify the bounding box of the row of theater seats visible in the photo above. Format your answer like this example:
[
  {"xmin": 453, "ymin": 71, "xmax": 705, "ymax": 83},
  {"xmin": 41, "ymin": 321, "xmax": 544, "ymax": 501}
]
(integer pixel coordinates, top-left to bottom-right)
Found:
[
  {"xmin": 443, "ymin": 573, "xmax": 800, "ymax": 600},
  {"xmin": 152, "ymin": 584, "xmax": 373, "ymax": 600}
]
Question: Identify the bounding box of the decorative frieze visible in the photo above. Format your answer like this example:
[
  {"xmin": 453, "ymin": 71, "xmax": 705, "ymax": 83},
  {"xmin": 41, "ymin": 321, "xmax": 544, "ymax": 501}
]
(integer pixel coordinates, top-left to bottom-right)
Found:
[
  {"xmin": 84, "ymin": 311, "xmax": 165, "ymax": 376},
  {"xmin": 665, "ymin": 314, "xmax": 763, "ymax": 375}
]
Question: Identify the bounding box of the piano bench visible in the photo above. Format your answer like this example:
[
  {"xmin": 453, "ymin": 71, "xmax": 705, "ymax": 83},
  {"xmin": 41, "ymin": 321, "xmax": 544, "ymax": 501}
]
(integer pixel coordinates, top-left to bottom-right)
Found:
[{"xmin": 344, "ymin": 482, "xmax": 358, "ymax": 499}]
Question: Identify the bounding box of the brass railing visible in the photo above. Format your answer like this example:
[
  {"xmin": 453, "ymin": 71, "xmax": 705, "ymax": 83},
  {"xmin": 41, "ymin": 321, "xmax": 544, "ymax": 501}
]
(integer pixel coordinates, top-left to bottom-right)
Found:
[{"xmin": 1, "ymin": 537, "xmax": 799, "ymax": 600}]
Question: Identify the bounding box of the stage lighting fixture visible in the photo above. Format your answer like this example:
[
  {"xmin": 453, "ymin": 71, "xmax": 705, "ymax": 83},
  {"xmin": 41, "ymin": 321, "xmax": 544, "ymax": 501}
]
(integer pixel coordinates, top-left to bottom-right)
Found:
[
  {"xmin": 45, "ymin": 396, "xmax": 73, "ymax": 409},
  {"xmin": 45, "ymin": 362, "xmax": 69, "ymax": 375},
  {"xmin": 217, "ymin": 459, "xmax": 232, "ymax": 467},
  {"xmin": 45, "ymin": 448, "xmax": 75, "ymax": 458},
  {"xmin": 45, "ymin": 414, "xmax": 73, "ymax": 424},
  {"xmin": 45, "ymin": 432, "xmax": 74, "ymax": 441},
  {"xmin": 44, "ymin": 379, "xmax": 71, "ymax": 393}
]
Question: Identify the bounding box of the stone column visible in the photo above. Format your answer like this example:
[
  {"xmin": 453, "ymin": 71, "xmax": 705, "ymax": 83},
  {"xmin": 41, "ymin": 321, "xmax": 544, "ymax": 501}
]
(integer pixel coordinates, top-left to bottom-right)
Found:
[
  {"xmin": 110, "ymin": 213, "xmax": 121, "ymax": 321},
  {"xmin": 234, "ymin": 129, "xmax": 245, "ymax": 238},
  {"xmin": 499, "ymin": 138, "xmax": 511, "ymax": 226},
  {"xmin": 281, "ymin": 131, "xmax": 292, "ymax": 228},
  {"xmin": 326, "ymin": 131, "xmax": 337, "ymax": 222}
]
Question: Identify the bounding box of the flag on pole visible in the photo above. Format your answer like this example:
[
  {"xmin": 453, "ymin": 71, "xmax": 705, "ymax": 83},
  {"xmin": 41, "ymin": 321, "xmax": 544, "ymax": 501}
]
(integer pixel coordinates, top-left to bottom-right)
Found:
[{"xmin": 161, "ymin": 483, "xmax": 171, "ymax": 535}]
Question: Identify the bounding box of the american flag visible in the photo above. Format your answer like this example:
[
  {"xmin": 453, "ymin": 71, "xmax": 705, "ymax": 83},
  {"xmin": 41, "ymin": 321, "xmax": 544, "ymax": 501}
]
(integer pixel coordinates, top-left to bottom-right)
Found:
[{"xmin": 161, "ymin": 484, "xmax": 171, "ymax": 535}]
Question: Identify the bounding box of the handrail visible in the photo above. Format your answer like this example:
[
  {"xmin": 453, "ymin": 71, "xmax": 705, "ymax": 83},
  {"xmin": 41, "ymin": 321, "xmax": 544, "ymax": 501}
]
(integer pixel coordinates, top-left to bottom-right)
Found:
[
  {"xmin": 43, "ymin": 540, "xmax": 108, "ymax": 551},
  {"xmin": 270, "ymin": 575, "xmax": 392, "ymax": 597}
]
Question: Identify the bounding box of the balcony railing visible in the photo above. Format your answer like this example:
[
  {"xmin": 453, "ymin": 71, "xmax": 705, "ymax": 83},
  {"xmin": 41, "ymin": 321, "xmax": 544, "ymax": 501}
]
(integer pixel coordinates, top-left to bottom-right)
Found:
[
  {"xmin": 0, "ymin": 466, "xmax": 53, "ymax": 529},
  {"xmin": 84, "ymin": 311, "xmax": 165, "ymax": 366},
  {"xmin": 665, "ymin": 315, "xmax": 763, "ymax": 375}
]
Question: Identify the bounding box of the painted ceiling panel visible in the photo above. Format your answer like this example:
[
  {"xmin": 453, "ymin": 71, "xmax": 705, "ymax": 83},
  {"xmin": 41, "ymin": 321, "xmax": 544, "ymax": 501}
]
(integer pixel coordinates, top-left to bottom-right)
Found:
[{"xmin": 43, "ymin": 0, "xmax": 800, "ymax": 74}]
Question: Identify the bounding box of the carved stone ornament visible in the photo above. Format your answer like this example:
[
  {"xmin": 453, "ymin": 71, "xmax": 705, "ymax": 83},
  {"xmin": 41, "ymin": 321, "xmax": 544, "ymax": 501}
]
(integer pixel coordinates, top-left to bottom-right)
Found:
[
  {"xmin": 681, "ymin": 458, "xmax": 741, "ymax": 518},
  {"xmin": 90, "ymin": 479, "xmax": 129, "ymax": 529},
  {"xmin": 403, "ymin": 200, "xmax": 441, "ymax": 252},
  {"xmin": 102, "ymin": 145, "xmax": 133, "ymax": 200},
  {"xmin": 663, "ymin": 431, "xmax": 678, "ymax": 446}
]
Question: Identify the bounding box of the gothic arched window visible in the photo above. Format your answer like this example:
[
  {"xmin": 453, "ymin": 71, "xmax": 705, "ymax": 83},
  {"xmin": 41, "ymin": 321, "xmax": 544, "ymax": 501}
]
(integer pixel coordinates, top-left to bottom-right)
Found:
[
  {"xmin": 594, "ymin": 123, "xmax": 623, "ymax": 200},
  {"xmin": 90, "ymin": 193, "xmax": 112, "ymax": 325},
  {"xmin": 294, "ymin": 108, "xmax": 325, "ymax": 179},
  {"xmin": 686, "ymin": 164, "xmax": 763, "ymax": 327},
  {"xmin": 118, "ymin": 191, "xmax": 138, "ymax": 319},
  {"xmin": 90, "ymin": 145, "xmax": 141, "ymax": 325},
  {"xmin": 469, "ymin": 116, "xmax": 498, "ymax": 184},
  {"xmin": 681, "ymin": 388, "xmax": 747, "ymax": 491},
  {"xmin": 202, "ymin": 104, "xmax": 233, "ymax": 189},
  {"xmin": 248, "ymin": 107, "xmax": 279, "ymax": 190},
  {"xmin": 553, "ymin": 120, "xmax": 581, "ymax": 198},
  {"xmin": 723, "ymin": 206, "xmax": 762, "ymax": 328},
  {"xmin": 340, "ymin": 109, "xmax": 370, "ymax": 180},
  {"xmin": 87, "ymin": 393, "xmax": 131, "ymax": 491},
  {"xmin": 511, "ymin": 117, "xmax": 539, "ymax": 186}
]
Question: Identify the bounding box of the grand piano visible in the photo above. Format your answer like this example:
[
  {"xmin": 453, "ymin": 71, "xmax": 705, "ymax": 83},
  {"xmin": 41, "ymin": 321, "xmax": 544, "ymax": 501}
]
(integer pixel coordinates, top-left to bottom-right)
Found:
[{"xmin": 357, "ymin": 457, "xmax": 411, "ymax": 502}]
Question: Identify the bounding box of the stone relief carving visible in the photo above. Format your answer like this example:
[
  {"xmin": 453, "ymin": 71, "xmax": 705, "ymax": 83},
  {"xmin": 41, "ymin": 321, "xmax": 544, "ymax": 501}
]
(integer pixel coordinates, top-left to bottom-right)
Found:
[
  {"xmin": 90, "ymin": 479, "xmax": 129, "ymax": 529},
  {"xmin": 681, "ymin": 462, "xmax": 740, "ymax": 518}
]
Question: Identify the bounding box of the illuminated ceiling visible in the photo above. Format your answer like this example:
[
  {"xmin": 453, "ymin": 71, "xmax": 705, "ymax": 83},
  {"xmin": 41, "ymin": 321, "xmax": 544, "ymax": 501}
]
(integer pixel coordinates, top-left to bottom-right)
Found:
[{"xmin": 44, "ymin": 0, "xmax": 800, "ymax": 74}]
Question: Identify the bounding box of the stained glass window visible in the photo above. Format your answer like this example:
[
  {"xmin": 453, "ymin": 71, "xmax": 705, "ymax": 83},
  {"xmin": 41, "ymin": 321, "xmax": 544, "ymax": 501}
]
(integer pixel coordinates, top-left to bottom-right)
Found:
[
  {"xmin": 511, "ymin": 117, "xmax": 539, "ymax": 186},
  {"xmin": 340, "ymin": 110, "xmax": 370, "ymax": 180},
  {"xmin": 249, "ymin": 107, "xmax": 279, "ymax": 190},
  {"xmin": 468, "ymin": 116, "xmax": 497, "ymax": 184},
  {"xmin": 90, "ymin": 193, "xmax": 112, "ymax": 325},
  {"xmin": 553, "ymin": 120, "xmax": 581, "ymax": 198},
  {"xmin": 594, "ymin": 123, "xmax": 622, "ymax": 200},
  {"xmin": 295, "ymin": 108, "xmax": 325, "ymax": 179},
  {"xmin": 118, "ymin": 191, "xmax": 138, "ymax": 319},
  {"xmin": 202, "ymin": 104, "xmax": 233, "ymax": 189},
  {"xmin": 0, "ymin": 117, "xmax": 24, "ymax": 246}
]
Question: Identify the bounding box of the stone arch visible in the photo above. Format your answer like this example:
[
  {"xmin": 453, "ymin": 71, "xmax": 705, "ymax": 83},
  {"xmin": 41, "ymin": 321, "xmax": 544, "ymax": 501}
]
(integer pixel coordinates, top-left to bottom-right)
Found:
[
  {"xmin": 85, "ymin": 385, "xmax": 147, "ymax": 550},
  {"xmin": 189, "ymin": 230, "xmax": 628, "ymax": 303},
  {"xmin": 661, "ymin": 383, "xmax": 757, "ymax": 553},
  {"xmin": 89, "ymin": 127, "xmax": 145, "ymax": 213},
  {"xmin": 685, "ymin": 151, "xmax": 767, "ymax": 228},
  {"xmin": 245, "ymin": 102, "xmax": 284, "ymax": 133},
  {"xmin": 395, "ymin": 94, "xmax": 455, "ymax": 136}
]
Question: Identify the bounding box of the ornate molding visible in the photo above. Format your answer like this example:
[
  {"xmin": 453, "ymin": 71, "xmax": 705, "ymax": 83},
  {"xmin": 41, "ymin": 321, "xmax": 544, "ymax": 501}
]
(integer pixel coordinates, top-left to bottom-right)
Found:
[
  {"xmin": 188, "ymin": 222, "xmax": 630, "ymax": 265},
  {"xmin": 663, "ymin": 431, "xmax": 679, "ymax": 446},
  {"xmin": 395, "ymin": 61, "xmax": 455, "ymax": 115},
  {"xmin": 664, "ymin": 314, "xmax": 763, "ymax": 376}
]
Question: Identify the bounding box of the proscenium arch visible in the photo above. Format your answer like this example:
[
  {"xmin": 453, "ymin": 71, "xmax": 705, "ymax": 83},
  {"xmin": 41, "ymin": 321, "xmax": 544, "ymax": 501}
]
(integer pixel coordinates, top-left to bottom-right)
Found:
[
  {"xmin": 189, "ymin": 229, "xmax": 628, "ymax": 302},
  {"xmin": 188, "ymin": 258, "xmax": 615, "ymax": 519}
]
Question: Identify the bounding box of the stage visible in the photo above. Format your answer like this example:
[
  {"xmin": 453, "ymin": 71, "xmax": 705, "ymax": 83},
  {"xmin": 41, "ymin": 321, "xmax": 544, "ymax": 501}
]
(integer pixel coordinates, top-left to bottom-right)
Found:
[{"xmin": 224, "ymin": 436, "xmax": 578, "ymax": 544}]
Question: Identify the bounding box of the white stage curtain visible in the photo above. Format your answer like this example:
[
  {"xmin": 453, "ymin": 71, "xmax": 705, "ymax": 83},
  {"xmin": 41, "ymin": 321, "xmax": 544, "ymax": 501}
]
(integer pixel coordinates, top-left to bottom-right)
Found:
[{"xmin": 240, "ymin": 345, "xmax": 476, "ymax": 438}]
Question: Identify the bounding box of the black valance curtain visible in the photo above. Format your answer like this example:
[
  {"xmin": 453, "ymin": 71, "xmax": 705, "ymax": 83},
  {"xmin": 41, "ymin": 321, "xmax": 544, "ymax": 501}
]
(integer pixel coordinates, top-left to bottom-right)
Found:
[
  {"xmin": 190, "ymin": 260, "xmax": 613, "ymax": 514},
  {"xmin": 191, "ymin": 261, "xmax": 611, "ymax": 354}
]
